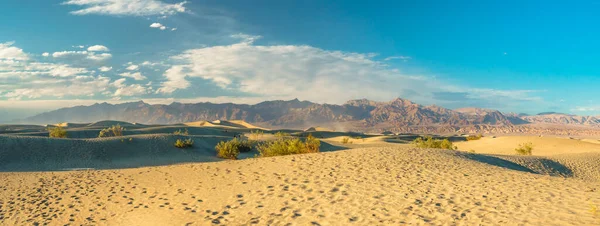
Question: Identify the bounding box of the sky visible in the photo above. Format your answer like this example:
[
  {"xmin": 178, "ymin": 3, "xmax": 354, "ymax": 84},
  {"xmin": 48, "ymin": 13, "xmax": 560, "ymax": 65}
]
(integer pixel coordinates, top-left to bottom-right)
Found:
[{"xmin": 2, "ymin": 0, "xmax": 600, "ymax": 121}]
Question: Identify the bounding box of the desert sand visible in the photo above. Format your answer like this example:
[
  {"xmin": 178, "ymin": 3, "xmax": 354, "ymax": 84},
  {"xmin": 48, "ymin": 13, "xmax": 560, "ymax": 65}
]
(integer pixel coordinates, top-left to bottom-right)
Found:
[
  {"xmin": 1, "ymin": 123, "xmax": 600, "ymax": 225},
  {"xmin": 455, "ymin": 136, "xmax": 600, "ymax": 156}
]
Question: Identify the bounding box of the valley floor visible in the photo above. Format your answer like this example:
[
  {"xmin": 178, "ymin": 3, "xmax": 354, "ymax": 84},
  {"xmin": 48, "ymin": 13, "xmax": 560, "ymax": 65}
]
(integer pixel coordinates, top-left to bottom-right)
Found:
[{"xmin": 1, "ymin": 145, "xmax": 599, "ymax": 225}]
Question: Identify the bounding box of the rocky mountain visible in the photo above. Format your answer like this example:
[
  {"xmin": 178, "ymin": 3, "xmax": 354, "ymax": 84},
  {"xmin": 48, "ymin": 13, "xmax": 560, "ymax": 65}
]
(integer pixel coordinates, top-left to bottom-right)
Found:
[
  {"xmin": 520, "ymin": 113, "xmax": 600, "ymax": 127},
  {"xmin": 20, "ymin": 98, "xmax": 526, "ymax": 131}
]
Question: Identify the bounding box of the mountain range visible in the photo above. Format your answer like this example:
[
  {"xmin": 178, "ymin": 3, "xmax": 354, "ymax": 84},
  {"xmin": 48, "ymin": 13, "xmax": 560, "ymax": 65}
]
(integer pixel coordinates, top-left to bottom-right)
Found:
[{"xmin": 17, "ymin": 98, "xmax": 600, "ymax": 132}]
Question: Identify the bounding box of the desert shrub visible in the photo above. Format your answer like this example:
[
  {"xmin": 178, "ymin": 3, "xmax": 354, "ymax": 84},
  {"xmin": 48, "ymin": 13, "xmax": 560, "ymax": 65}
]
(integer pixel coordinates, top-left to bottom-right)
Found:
[
  {"xmin": 250, "ymin": 130, "xmax": 264, "ymax": 140},
  {"xmin": 215, "ymin": 138, "xmax": 253, "ymax": 159},
  {"xmin": 175, "ymin": 138, "xmax": 194, "ymax": 149},
  {"xmin": 274, "ymin": 131, "xmax": 291, "ymax": 138},
  {"xmin": 257, "ymin": 135, "xmax": 321, "ymax": 157},
  {"xmin": 466, "ymin": 134, "xmax": 483, "ymax": 141},
  {"xmin": 413, "ymin": 136, "xmax": 456, "ymax": 150},
  {"xmin": 305, "ymin": 134, "xmax": 321, "ymax": 153},
  {"xmin": 341, "ymin": 137, "xmax": 350, "ymax": 144},
  {"xmin": 515, "ymin": 142, "xmax": 533, "ymax": 155},
  {"xmin": 98, "ymin": 124, "xmax": 125, "ymax": 138},
  {"xmin": 173, "ymin": 129, "xmax": 189, "ymax": 135},
  {"xmin": 49, "ymin": 126, "xmax": 67, "ymax": 138}
]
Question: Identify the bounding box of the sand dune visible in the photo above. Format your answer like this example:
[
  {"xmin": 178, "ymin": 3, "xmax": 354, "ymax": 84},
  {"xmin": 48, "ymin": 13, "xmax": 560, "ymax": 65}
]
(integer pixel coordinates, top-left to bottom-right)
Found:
[
  {"xmin": 0, "ymin": 134, "xmax": 231, "ymax": 171},
  {"xmin": 455, "ymin": 135, "xmax": 600, "ymax": 156},
  {"xmin": 184, "ymin": 120, "xmax": 266, "ymax": 130},
  {"xmin": 1, "ymin": 147, "xmax": 599, "ymax": 225}
]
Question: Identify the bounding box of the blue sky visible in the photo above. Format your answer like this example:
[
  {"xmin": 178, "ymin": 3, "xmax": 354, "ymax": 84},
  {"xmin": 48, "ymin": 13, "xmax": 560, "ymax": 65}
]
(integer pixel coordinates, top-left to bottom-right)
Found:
[{"xmin": 1, "ymin": 0, "xmax": 600, "ymax": 121}]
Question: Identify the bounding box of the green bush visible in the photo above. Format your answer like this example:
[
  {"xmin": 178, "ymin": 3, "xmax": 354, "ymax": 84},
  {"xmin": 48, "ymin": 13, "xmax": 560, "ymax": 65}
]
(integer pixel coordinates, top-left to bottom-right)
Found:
[
  {"xmin": 466, "ymin": 134, "xmax": 483, "ymax": 141},
  {"xmin": 215, "ymin": 138, "xmax": 253, "ymax": 159},
  {"xmin": 98, "ymin": 124, "xmax": 125, "ymax": 138},
  {"xmin": 175, "ymin": 138, "xmax": 194, "ymax": 149},
  {"xmin": 257, "ymin": 135, "xmax": 320, "ymax": 157},
  {"xmin": 250, "ymin": 130, "xmax": 264, "ymax": 140},
  {"xmin": 413, "ymin": 136, "xmax": 456, "ymax": 150},
  {"xmin": 341, "ymin": 137, "xmax": 351, "ymax": 144},
  {"xmin": 515, "ymin": 142, "xmax": 533, "ymax": 155},
  {"xmin": 274, "ymin": 131, "xmax": 291, "ymax": 138},
  {"xmin": 173, "ymin": 129, "xmax": 189, "ymax": 135},
  {"xmin": 49, "ymin": 126, "xmax": 67, "ymax": 138},
  {"xmin": 305, "ymin": 134, "xmax": 320, "ymax": 153}
]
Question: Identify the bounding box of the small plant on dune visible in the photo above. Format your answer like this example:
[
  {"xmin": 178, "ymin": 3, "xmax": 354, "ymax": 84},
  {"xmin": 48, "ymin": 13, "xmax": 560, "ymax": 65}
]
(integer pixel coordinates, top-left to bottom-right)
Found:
[
  {"xmin": 98, "ymin": 124, "xmax": 125, "ymax": 138},
  {"xmin": 48, "ymin": 126, "xmax": 67, "ymax": 138},
  {"xmin": 515, "ymin": 142, "xmax": 534, "ymax": 155},
  {"xmin": 250, "ymin": 130, "xmax": 264, "ymax": 140},
  {"xmin": 175, "ymin": 138, "xmax": 194, "ymax": 149},
  {"xmin": 215, "ymin": 138, "xmax": 253, "ymax": 159},
  {"xmin": 305, "ymin": 134, "xmax": 321, "ymax": 153},
  {"xmin": 469, "ymin": 149, "xmax": 476, "ymax": 153},
  {"xmin": 274, "ymin": 131, "xmax": 291, "ymax": 138},
  {"xmin": 413, "ymin": 136, "xmax": 457, "ymax": 150},
  {"xmin": 257, "ymin": 135, "xmax": 321, "ymax": 157},
  {"xmin": 466, "ymin": 134, "xmax": 483, "ymax": 141},
  {"xmin": 341, "ymin": 137, "xmax": 350, "ymax": 144},
  {"xmin": 173, "ymin": 128, "xmax": 189, "ymax": 135}
]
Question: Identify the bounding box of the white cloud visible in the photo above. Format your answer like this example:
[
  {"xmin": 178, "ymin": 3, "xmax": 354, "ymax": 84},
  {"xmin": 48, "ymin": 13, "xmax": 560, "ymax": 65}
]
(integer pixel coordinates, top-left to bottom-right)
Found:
[
  {"xmin": 73, "ymin": 45, "xmax": 85, "ymax": 49},
  {"xmin": 2, "ymin": 76, "xmax": 111, "ymax": 99},
  {"xmin": 119, "ymin": 72, "xmax": 147, "ymax": 80},
  {"xmin": 157, "ymin": 36, "xmax": 541, "ymax": 109},
  {"xmin": 114, "ymin": 84, "xmax": 149, "ymax": 96},
  {"xmin": 384, "ymin": 56, "xmax": 412, "ymax": 62},
  {"xmin": 42, "ymin": 52, "xmax": 50, "ymax": 57},
  {"xmin": 62, "ymin": 0, "xmax": 187, "ymax": 17},
  {"xmin": 150, "ymin": 22, "xmax": 167, "ymax": 30},
  {"xmin": 111, "ymin": 78, "xmax": 149, "ymax": 96},
  {"xmin": 171, "ymin": 28, "xmax": 177, "ymax": 31},
  {"xmin": 52, "ymin": 50, "xmax": 112, "ymax": 63},
  {"xmin": 0, "ymin": 43, "xmax": 113, "ymax": 100},
  {"xmin": 87, "ymin": 45, "xmax": 109, "ymax": 52},
  {"xmin": 98, "ymin": 66, "xmax": 113, "ymax": 72},
  {"xmin": 126, "ymin": 64, "xmax": 139, "ymax": 70},
  {"xmin": 0, "ymin": 42, "xmax": 29, "ymax": 60},
  {"xmin": 230, "ymin": 33, "xmax": 262, "ymax": 44},
  {"xmin": 156, "ymin": 65, "xmax": 189, "ymax": 93}
]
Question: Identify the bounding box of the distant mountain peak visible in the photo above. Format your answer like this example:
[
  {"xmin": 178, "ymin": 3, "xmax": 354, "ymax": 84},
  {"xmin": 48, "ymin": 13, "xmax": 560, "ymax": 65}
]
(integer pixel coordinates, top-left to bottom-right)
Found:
[{"xmin": 28, "ymin": 97, "xmax": 600, "ymax": 129}]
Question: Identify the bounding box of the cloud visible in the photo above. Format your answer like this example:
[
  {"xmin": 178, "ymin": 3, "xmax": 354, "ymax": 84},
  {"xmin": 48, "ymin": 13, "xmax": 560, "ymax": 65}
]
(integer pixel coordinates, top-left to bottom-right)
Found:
[
  {"xmin": 0, "ymin": 42, "xmax": 29, "ymax": 60},
  {"xmin": 150, "ymin": 22, "xmax": 167, "ymax": 30},
  {"xmin": 156, "ymin": 35, "xmax": 542, "ymax": 110},
  {"xmin": 126, "ymin": 64, "xmax": 139, "ymax": 70},
  {"xmin": 230, "ymin": 33, "xmax": 262, "ymax": 44},
  {"xmin": 0, "ymin": 43, "xmax": 113, "ymax": 100},
  {"xmin": 87, "ymin": 45, "xmax": 109, "ymax": 52},
  {"xmin": 51, "ymin": 50, "xmax": 112, "ymax": 66},
  {"xmin": 98, "ymin": 66, "xmax": 112, "ymax": 72},
  {"xmin": 119, "ymin": 72, "xmax": 147, "ymax": 80},
  {"xmin": 384, "ymin": 56, "xmax": 412, "ymax": 62},
  {"xmin": 42, "ymin": 52, "xmax": 50, "ymax": 57},
  {"xmin": 62, "ymin": 0, "xmax": 187, "ymax": 17},
  {"xmin": 156, "ymin": 65, "xmax": 189, "ymax": 93},
  {"xmin": 111, "ymin": 78, "xmax": 149, "ymax": 96}
]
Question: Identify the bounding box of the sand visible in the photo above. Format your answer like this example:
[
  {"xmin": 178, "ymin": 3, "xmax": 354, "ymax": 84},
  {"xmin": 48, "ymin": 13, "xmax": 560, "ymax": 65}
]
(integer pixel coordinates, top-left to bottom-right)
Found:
[
  {"xmin": 1, "ymin": 146, "xmax": 599, "ymax": 225},
  {"xmin": 455, "ymin": 136, "xmax": 600, "ymax": 156}
]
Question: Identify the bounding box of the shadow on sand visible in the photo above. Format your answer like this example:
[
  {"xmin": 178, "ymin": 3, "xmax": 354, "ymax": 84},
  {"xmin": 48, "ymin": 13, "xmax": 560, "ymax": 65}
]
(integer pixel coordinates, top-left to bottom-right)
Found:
[
  {"xmin": 0, "ymin": 134, "xmax": 348, "ymax": 172},
  {"xmin": 460, "ymin": 152, "xmax": 574, "ymax": 177}
]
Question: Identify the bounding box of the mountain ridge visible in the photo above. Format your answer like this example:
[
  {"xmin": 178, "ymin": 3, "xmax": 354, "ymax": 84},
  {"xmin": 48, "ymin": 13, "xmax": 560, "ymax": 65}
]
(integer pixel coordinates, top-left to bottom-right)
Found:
[{"xmin": 17, "ymin": 98, "xmax": 600, "ymax": 131}]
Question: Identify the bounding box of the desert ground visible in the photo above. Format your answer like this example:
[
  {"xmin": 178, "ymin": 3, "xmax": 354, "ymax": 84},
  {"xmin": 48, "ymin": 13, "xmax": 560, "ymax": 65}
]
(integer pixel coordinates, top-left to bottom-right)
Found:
[{"xmin": 1, "ymin": 121, "xmax": 599, "ymax": 225}]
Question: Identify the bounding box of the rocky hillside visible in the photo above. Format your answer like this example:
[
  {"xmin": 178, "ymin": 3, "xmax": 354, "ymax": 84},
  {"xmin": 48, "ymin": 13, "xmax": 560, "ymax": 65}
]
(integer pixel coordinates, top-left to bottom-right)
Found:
[
  {"xmin": 21, "ymin": 98, "xmax": 523, "ymax": 131},
  {"xmin": 520, "ymin": 113, "xmax": 600, "ymax": 127}
]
